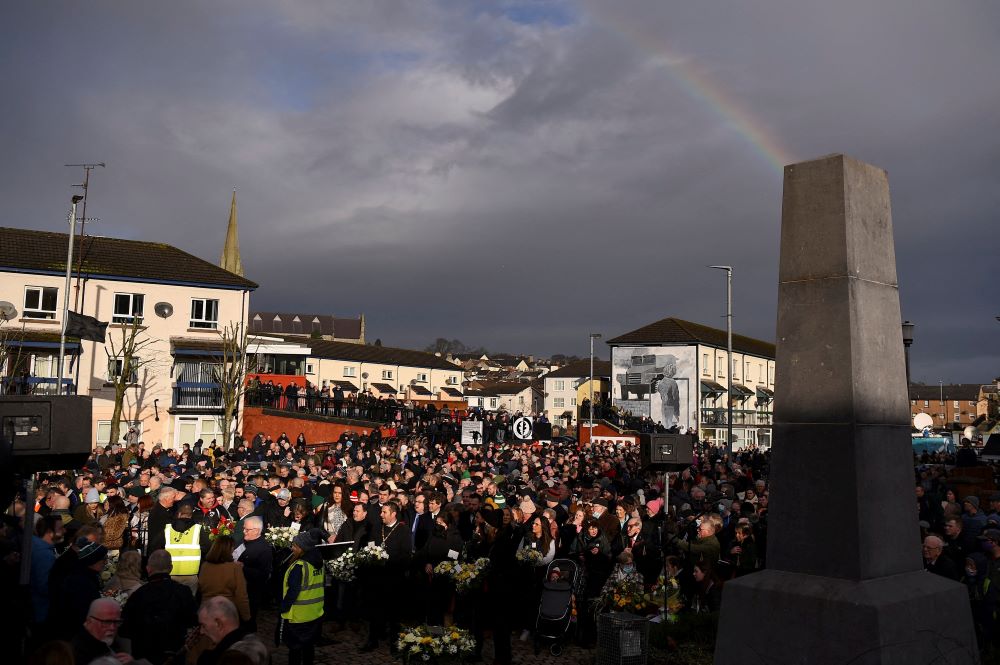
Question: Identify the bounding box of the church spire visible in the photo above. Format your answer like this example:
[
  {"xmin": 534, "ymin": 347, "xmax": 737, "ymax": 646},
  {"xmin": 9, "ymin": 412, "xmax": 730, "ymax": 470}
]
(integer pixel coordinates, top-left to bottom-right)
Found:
[{"xmin": 220, "ymin": 189, "xmax": 244, "ymax": 277}]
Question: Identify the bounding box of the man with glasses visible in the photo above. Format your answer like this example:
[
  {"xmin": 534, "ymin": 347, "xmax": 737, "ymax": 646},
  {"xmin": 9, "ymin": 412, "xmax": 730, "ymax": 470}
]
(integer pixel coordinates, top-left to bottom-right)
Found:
[
  {"xmin": 923, "ymin": 535, "xmax": 959, "ymax": 580},
  {"xmin": 238, "ymin": 516, "xmax": 273, "ymax": 632},
  {"xmin": 72, "ymin": 597, "xmax": 132, "ymax": 664}
]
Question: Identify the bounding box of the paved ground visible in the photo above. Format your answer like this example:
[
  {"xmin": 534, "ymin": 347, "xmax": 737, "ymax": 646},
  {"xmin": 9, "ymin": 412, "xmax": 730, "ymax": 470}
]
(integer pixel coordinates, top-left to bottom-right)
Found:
[{"xmin": 257, "ymin": 610, "xmax": 662, "ymax": 665}]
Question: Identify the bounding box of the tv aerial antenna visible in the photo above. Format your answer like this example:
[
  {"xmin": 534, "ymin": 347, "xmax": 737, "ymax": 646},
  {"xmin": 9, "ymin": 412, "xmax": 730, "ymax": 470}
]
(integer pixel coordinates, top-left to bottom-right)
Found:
[{"xmin": 65, "ymin": 162, "xmax": 105, "ymax": 309}]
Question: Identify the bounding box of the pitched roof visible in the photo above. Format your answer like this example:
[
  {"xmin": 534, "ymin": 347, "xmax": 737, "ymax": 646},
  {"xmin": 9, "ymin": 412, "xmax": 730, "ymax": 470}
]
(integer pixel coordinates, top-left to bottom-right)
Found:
[
  {"xmin": 607, "ymin": 317, "xmax": 775, "ymax": 358},
  {"xmin": 251, "ymin": 312, "xmax": 362, "ymax": 340},
  {"xmin": 477, "ymin": 381, "xmax": 538, "ymax": 395},
  {"xmin": 371, "ymin": 383, "xmax": 397, "ymax": 394},
  {"xmin": 909, "ymin": 383, "xmax": 983, "ymax": 401},
  {"xmin": 0, "ymin": 227, "xmax": 257, "ymax": 290},
  {"xmin": 545, "ymin": 359, "xmax": 612, "ymax": 379},
  {"xmin": 290, "ymin": 337, "xmax": 457, "ymax": 370}
]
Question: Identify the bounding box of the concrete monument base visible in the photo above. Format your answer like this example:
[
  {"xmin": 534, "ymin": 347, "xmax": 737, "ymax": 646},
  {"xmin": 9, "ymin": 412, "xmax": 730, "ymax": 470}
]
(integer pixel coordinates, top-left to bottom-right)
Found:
[{"xmin": 714, "ymin": 569, "xmax": 978, "ymax": 665}]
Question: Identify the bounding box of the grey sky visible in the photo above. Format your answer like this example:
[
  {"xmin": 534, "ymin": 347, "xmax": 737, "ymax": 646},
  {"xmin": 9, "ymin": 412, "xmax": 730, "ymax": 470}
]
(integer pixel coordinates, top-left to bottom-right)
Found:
[{"xmin": 3, "ymin": 0, "xmax": 998, "ymax": 382}]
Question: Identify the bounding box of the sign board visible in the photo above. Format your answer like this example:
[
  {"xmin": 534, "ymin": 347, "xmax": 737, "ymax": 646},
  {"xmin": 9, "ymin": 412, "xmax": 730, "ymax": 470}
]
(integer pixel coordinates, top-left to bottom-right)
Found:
[
  {"xmin": 461, "ymin": 420, "xmax": 484, "ymax": 446},
  {"xmin": 590, "ymin": 435, "xmax": 638, "ymax": 446},
  {"xmin": 512, "ymin": 416, "xmax": 534, "ymax": 441}
]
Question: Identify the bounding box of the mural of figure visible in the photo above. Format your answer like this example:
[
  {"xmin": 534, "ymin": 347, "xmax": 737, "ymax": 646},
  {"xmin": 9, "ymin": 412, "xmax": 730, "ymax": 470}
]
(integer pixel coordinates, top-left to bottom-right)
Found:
[{"xmin": 651, "ymin": 355, "xmax": 680, "ymax": 427}]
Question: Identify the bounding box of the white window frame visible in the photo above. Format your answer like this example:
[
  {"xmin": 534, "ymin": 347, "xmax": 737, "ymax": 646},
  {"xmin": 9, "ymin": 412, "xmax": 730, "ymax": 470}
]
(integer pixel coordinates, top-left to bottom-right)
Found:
[
  {"xmin": 571, "ymin": 397, "xmax": 577, "ymax": 406},
  {"xmin": 23, "ymin": 286, "xmax": 59, "ymax": 320},
  {"xmin": 554, "ymin": 380, "xmax": 565, "ymax": 391},
  {"xmin": 553, "ymin": 397, "xmax": 565, "ymax": 408},
  {"xmin": 446, "ymin": 375, "xmax": 458, "ymax": 385},
  {"xmin": 190, "ymin": 298, "xmax": 220, "ymax": 329},
  {"xmin": 489, "ymin": 398, "xmax": 498, "ymax": 409},
  {"xmin": 96, "ymin": 420, "xmax": 142, "ymax": 445},
  {"xmin": 702, "ymin": 354, "xmax": 710, "ymax": 376},
  {"xmin": 416, "ymin": 372, "xmax": 428, "ymax": 383},
  {"xmin": 343, "ymin": 366, "xmax": 356, "ymax": 377},
  {"xmin": 382, "ymin": 370, "xmax": 394, "ymax": 380},
  {"xmin": 107, "ymin": 357, "xmax": 139, "ymax": 383},
  {"xmin": 305, "ymin": 362, "xmax": 316, "ymax": 375},
  {"xmin": 112, "ymin": 292, "xmax": 145, "ymax": 324}
]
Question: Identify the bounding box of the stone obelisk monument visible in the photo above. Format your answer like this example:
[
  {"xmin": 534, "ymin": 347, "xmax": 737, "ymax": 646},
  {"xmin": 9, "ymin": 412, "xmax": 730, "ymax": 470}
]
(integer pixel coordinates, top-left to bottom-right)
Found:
[{"xmin": 714, "ymin": 155, "xmax": 978, "ymax": 664}]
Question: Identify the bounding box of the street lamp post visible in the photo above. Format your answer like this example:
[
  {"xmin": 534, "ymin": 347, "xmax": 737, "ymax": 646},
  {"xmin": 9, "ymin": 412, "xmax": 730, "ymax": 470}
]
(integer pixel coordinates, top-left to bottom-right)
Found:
[
  {"xmin": 901, "ymin": 321, "xmax": 914, "ymax": 388},
  {"xmin": 939, "ymin": 380, "xmax": 944, "ymax": 428},
  {"xmin": 57, "ymin": 195, "xmax": 84, "ymax": 396},
  {"xmin": 710, "ymin": 265, "xmax": 733, "ymax": 457},
  {"xmin": 589, "ymin": 333, "xmax": 602, "ymax": 441}
]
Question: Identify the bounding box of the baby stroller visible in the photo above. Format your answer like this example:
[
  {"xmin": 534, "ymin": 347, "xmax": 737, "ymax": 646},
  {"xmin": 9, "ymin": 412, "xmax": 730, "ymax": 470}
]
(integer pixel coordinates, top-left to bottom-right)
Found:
[{"xmin": 534, "ymin": 558, "xmax": 582, "ymax": 656}]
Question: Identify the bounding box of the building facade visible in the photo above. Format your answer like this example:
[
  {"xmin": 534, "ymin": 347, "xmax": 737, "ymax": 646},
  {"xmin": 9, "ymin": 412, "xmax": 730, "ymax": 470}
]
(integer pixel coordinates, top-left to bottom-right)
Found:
[
  {"xmin": 543, "ymin": 359, "xmax": 611, "ymax": 428},
  {"xmin": 606, "ymin": 317, "xmax": 775, "ymax": 450},
  {"xmin": 908, "ymin": 383, "xmax": 982, "ymax": 430},
  {"xmin": 0, "ymin": 226, "xmax": 257, "ymax": 448}
]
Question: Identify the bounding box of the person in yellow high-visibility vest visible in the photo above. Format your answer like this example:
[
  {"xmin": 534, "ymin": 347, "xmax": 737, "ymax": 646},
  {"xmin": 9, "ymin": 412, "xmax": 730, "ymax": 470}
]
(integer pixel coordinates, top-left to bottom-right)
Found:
[
  {"xmin": 164, "ymin": 503, "xmax": 202, "ymax": 597},
  {"xmin": 279, "ymin": 528, "xmax": 325, "ymax": 665}
]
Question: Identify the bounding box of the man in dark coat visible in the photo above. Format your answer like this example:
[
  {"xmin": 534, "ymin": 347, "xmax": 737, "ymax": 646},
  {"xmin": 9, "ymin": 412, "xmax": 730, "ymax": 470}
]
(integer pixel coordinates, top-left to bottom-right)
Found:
[
  {"xmin": 72, "ymin": 598, "xmax": 131, "ymax": 664},
  {"xmin": 146, "ymin": 486, "xmax": 180, "ymax": 554},
  {"xmin": 51, "ymin": 540, "xmax": 107, "ymax": 640},
  {"xmin": 120, "ymin": 549, "xmax": 198, "ymax": 664},
  {"xmin": 237, "ymin": 515, "xmax": 274, "ymax": 632},
  {"xmin": 359, "ymin": 501, "xmax": 411, "ymax": 653}
]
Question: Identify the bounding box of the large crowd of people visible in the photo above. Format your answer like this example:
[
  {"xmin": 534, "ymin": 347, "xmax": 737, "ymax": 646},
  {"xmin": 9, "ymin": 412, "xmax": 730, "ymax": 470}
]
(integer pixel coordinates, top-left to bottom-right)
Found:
[{"xmin": 2, "ymin": 407, "xmax": 994, "ymax": 665}]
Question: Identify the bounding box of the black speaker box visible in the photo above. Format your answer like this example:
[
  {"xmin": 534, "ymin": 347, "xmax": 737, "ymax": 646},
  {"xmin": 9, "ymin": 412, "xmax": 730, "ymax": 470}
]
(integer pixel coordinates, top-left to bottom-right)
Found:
[
  {"xmin": 640, "ymin": 433, "xmax": 694, "ymax": 469},
  {"xmin": 0, "ymin": 396, "xmax": 93, "ymax": 473}
]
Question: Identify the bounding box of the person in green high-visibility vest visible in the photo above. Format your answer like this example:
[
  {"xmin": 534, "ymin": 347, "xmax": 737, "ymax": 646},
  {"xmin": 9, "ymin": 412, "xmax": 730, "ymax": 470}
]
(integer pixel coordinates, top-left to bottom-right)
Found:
[{"xmin": 279, "ymin": 527, "xmax": 325, "ymax": 665}]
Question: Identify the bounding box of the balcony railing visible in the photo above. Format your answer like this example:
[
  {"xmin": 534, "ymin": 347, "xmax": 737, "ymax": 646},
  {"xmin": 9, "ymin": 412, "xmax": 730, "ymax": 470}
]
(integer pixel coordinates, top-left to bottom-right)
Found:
[
  {"xmin": 701, "ymin": 408, "xmax": 773, "ymax": 427},
  {"xmin": 173, "ymin": 382, "xmax": 223, "ymax": 409},
  {"xmin": 1, "ymin": 376, "xmax": 76, "ymax": 396}
]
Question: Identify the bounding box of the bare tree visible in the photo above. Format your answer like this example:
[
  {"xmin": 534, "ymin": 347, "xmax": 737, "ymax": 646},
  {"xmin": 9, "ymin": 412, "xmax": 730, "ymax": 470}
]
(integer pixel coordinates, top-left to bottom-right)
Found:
[
  {"xmin": 215, "ymin": 321, "xmax": 256, "ymax": 450},
  {"xmin": 105, "ymin": 317, "xmax": 156, "ymax": 445},
  {"xmin": 0, "ymin": 319, "xmax": 30, "ymax": 394}
]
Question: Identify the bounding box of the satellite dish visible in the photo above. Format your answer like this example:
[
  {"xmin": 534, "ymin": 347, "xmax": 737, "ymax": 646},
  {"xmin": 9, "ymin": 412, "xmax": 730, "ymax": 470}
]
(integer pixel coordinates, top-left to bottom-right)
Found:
[
  {"xmin": 964, "ymin": 426, "xmax": 978, "ymax": 440},
  {"xmin": 362, "ymin": 372, "xmax": 369, "ymax": 379},
  {"xmin": 154, "ymin": 302, "xmax": 174, "ymax": 318},
  {"xmin": 913, "ymin": 413, "xmax": 934, "ymax": 430},
  {"xmin": 0, "ymin": 301, "xmax": 17, "ymax": 321}
]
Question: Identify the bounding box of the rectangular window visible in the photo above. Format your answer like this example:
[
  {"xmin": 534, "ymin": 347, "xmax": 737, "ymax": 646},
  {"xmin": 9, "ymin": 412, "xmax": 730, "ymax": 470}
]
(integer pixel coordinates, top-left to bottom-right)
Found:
[
  {"xmin": 382, "ymin": 370, "xmax": 393, "ymax": 380},
  {"xmin": 954, "ymin": 413, "xmax": 961, "ymax": 422},
  {"xmin": 343, "ymin": 367, "xmax": 356, "ymax": 377},
  {"xmin": 554, "ymin": 398, "xmax": 565, "ymax": 408},
  {"xmin": 447, "ymin": 376, "xmax": 458, "ymax": 384},
  {"xmin": 519, "ymin": 395, "xmax": 525, "ymax": 405},
  {"xmin": 954, "ymin": 400, "xmax": 960, "ymax": 408},
  {"xmin": 23, "ymin": 286, "xmax": 59, "ymax": 319},
  {"xmin": 554, "ymin": 380, "xmax": 565, "ymax": 391},
  {"xmin": 96, "ymin": 420, "xmax": 141, "ymax": 445},
  {"xmin": 571, "ymin": 397, "xmax": 577, "ymax": 406},
  {"xmin": 305, "ymin": 362, "xmax": 315, "ymax": 375},
  {"xmin": 107, "ymin": 357, "xmax": 139, "ymax": 383},
  {"xmin": 923, "ymin": 400, "xmax": 929, "ymax": 407},
  {"xmin": 190, "ymin": 299, "xmax": 219, "ymax": 329},
  {"xmin": 702, "ymin": 354, "xmax": 709, "ymax": 375},
  {"xmin": 489, "ymin": 398, "xmax": 497, "ymax": 408},
  {"xmin": 416, "ymin": 372, "xmax": 428, "ymax": 383},
  {"xmin": 112, "ymin": 293, "xmax": 145, "ymax": 324}
]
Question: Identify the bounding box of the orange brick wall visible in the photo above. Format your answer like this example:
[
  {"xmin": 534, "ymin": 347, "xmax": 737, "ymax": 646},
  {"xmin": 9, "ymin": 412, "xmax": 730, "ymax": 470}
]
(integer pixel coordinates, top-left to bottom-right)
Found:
[{"xmin": 241, "ymin": 407, "xmax": 376, "ymax": 445}]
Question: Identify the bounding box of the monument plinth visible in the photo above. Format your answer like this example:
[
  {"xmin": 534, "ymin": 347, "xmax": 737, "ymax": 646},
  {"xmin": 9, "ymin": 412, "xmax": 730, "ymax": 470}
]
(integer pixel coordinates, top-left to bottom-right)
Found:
[{"xmin": 714, "ymin": 154, "xmax": 978, "ymax": 665}]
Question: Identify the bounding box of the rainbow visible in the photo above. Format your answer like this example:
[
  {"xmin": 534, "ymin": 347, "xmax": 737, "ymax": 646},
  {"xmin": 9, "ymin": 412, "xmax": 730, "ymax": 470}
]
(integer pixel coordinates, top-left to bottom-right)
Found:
[{"xmin": 600, "ymin": 13, "xmax": 796, "ymax": 173}]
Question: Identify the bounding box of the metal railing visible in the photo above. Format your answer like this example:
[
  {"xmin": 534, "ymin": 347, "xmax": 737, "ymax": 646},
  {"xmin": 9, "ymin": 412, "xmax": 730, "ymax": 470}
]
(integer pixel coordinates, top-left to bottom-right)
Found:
[
  {"xmin": 173, "ymin": 382, "xmax": 223, "ymax": 409},
  {"xmin": 244, "ymin": 389, "xmax": 457, "ymax": 425},
  {"xmin": 1, "ymin": 376, "xmax": 76, "ymax": 395},
  {"xmin": 700, "ymin": 408, "xmax": 773, "ymax": 427}
]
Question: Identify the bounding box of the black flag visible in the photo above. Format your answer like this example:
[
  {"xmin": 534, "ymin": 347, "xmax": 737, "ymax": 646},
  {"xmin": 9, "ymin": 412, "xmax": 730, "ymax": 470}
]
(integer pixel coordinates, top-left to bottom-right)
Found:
[{"xmin": 65, "ymin": 310, "xmax": 108, "ymax": 343}]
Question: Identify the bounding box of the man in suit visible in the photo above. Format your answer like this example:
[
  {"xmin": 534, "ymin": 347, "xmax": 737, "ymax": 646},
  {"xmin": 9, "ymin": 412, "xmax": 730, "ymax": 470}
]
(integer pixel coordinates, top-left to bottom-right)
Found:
[
  {"xmin": 238, "ymin": 516, "xmax": 274, "ymax": 632},
  {"xmin": 409, "ymin": 493, "xmax": 433, "ymax": 553},
  {"xmin": 360, "ymin": 501, "xmax": 411, "ymax": 654}
]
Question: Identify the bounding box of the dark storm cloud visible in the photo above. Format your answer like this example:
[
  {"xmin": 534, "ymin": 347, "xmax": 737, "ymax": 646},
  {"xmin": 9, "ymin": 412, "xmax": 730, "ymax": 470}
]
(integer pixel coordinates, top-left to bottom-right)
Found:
[{"xmin": 2, "ymin": 0, "xmax": 998, "ymax": 381}]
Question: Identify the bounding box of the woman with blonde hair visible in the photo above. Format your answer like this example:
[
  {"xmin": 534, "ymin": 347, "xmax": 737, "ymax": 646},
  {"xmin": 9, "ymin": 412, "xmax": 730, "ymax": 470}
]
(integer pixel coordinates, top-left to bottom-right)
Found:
[{"xmin": 104, "ymin": 549, "xmax": 144, "ymax": 596}]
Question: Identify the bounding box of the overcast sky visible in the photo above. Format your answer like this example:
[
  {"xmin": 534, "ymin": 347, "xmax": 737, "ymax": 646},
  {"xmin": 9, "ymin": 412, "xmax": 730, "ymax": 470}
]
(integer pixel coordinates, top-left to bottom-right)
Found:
[{"xmin": 4, "ymin": 1, "xmax": 998, "ymax": 383}]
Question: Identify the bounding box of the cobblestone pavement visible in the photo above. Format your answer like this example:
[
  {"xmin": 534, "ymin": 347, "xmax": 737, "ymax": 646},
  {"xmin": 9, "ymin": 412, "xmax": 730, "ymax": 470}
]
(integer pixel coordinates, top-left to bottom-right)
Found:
[{"xmin": 256, "ymin": 610, "xmax": 665, "ymax": 665}]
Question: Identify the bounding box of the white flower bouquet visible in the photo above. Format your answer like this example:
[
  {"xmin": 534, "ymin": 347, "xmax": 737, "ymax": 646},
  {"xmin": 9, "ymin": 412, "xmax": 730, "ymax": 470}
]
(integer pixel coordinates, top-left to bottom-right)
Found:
[
  {"xmin": 433, "ymin": 558, "xmax": 490, "ymax": 594},
  {"xmin": 264, "ymin": 526, "xmax": 297, "ymax": 549},
  {"xmin": 515, "ymin": 547, "xmax": 543, "ymax": 566},
  {"xmin": 356, "ymin": 542, "xmax": 389, "ymax": 567},
  {"xmin": 326, "ymin": 550, "xmax": 358, "ymax": 582},
  {"xmin": 396, "ymin": 625, "xmax": 476, "ymax": 663},
  {"xmin": 100, "ymin": 552, "xmax": 119, "ymax": 585}
]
